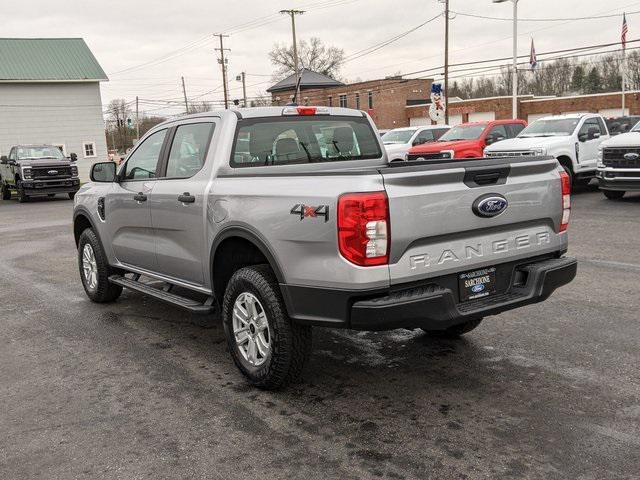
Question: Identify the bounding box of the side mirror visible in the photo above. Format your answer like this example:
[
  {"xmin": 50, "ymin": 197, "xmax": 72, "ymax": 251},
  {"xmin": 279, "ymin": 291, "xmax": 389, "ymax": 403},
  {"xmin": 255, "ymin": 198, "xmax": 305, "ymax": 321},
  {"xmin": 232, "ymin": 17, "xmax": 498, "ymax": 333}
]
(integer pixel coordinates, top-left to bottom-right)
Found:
[
  {"xmin": 578, "ymin": 132, "xmax": 588, "ymax": 142},
  {"xmin": 90, "ymin": 162, "xmax": 117, "ymax": 183},
  {"xmin": 412, "ymin": 138, "xmax": 426, "ymax": 146},
  {"xmin": 0, "ymin": 155, "xmax": 7, "ymax": 164},
  {"xmin": 587, "ymin": 127, "xmax": 600, "ymax": 140},
  {"xmin": 485, "ymin": 134, "xmax": 504, "ymax": 145},
  {"xmin": 70, "ymin": 153, "xmax": 78, "ymax": 162}
]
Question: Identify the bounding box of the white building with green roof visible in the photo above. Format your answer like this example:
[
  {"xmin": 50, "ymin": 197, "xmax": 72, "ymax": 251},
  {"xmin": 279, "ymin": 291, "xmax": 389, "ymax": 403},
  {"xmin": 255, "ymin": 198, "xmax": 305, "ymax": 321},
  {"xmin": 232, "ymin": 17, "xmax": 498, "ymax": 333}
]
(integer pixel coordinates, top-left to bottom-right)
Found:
[{"xmin": 0, "ymin": 38, "xmax": 108, "ymax": 180}]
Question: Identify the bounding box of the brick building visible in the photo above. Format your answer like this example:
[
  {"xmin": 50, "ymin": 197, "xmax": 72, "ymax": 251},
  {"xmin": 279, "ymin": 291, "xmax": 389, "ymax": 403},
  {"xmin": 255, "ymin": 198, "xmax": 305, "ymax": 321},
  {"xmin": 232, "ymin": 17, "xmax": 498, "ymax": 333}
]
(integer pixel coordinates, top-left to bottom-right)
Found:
[
  {"xmin": 268, "ymin": 69, "xmax": 433, "ymax": 129},
  {"xmin": 406, "ymin": 91, "xmax": 640, "ymax": 126}
]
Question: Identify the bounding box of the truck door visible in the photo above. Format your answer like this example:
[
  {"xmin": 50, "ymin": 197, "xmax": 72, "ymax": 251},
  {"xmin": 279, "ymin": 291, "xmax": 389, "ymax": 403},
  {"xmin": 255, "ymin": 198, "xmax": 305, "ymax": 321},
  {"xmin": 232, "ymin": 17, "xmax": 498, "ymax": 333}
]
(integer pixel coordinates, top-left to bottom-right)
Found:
[
  {"xmin": 105, "ymin": 128, "xmax": 167, "ymax": 271},
  {"xmin": 148, "ymin": 121, "xmax": 216, "ymax": 286},
  {"xmin": 577, "ymin": 118, "xmax": 605, "ymax": 171}
]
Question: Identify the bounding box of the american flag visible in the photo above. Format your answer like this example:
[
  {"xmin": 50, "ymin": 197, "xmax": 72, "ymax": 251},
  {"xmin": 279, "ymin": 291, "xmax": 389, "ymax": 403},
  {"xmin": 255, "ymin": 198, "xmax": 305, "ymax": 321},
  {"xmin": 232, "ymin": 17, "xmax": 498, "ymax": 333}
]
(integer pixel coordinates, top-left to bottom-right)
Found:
[
  {"xmin": 622, "ymin": 13, "xmax": 628, "ymax": 51},
  {"xmin": 530, "ymin": 39, "xmax": 538, "ymax": 70}
]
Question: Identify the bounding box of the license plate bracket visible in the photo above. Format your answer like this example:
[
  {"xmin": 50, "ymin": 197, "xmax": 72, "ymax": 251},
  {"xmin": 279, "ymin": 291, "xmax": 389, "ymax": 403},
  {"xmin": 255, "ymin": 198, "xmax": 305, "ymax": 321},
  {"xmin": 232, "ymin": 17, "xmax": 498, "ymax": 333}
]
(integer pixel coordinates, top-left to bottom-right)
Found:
[{"xmin": 459, "ymin": 267, "xmax": 497, "ymax": 302}]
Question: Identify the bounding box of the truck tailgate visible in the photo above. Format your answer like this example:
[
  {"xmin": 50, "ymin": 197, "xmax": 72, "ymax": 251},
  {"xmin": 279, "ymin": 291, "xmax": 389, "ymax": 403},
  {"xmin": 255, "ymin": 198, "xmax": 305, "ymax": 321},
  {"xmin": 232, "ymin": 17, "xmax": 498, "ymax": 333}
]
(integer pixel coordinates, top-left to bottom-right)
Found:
[{"xmin": 380, "ymin": 158, "xmax": 567, "ymax": 285}]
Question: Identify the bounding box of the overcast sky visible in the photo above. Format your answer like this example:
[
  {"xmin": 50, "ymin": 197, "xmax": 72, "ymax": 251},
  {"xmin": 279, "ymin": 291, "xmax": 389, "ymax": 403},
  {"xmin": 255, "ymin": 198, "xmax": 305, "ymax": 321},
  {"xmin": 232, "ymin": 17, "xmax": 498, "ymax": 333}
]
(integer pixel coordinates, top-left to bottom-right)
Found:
[{"xmin": 4, "ymin": 0, "xmax": 639, "ymax": 117}]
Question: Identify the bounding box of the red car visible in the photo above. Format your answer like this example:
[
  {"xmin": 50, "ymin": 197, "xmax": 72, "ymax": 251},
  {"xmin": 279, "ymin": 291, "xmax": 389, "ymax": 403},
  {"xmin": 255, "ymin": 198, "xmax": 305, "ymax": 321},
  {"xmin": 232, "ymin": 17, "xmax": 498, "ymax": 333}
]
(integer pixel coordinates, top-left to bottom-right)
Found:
[{"xmin": 407, "ymin": 119, "xmax": 527, "ymax": 161}]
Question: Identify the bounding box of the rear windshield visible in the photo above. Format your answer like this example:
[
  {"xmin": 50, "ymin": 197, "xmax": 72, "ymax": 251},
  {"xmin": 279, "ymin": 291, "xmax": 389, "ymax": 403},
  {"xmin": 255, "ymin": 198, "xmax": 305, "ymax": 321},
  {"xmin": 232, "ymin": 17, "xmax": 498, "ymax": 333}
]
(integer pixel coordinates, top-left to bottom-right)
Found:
[{"xmin": 230, "ymin": 115, "xmax": 382, "ymax": 167}]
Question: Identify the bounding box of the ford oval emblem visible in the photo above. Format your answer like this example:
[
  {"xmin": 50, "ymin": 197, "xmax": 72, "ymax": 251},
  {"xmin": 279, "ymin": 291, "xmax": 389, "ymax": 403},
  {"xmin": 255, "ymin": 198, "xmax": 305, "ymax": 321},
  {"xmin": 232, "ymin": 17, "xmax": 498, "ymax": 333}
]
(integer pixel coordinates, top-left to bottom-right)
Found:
[
  {"xmin": 471, "ymin": 284, "xmax": 485, "ymax": 293},
  {"xmin": 623, "ymin": 152, "xmax": 640, "ymax": 161},
  {"xmin": 473, "ymin": 194, "xmax": 508, "ymax": 218},
  {"xmin": 48, "ymin": 170, "xmax": 58, "ymax": 175}
]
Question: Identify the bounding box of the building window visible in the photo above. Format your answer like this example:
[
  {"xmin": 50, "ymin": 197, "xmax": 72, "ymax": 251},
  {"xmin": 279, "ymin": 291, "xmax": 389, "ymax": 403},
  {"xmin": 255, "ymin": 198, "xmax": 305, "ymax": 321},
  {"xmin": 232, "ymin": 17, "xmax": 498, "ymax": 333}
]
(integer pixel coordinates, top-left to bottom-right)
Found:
[
  {"xmin": 355, "ymin": 93, "xmax": 360, "ymax": 110},
  {"xmin": 83, "ymin": 142, "xmax": 96, "ymax": 158},
  {"xmin": 339, "ymin": 94, "xmax": 347, "ymax": 108},
  {"xmin": 368, "ymin": 92, "xmax": 374, "ymax": 109},
  {"xmin": 328, "ymin": 96, "xmax": 332, "ymax": 107}
]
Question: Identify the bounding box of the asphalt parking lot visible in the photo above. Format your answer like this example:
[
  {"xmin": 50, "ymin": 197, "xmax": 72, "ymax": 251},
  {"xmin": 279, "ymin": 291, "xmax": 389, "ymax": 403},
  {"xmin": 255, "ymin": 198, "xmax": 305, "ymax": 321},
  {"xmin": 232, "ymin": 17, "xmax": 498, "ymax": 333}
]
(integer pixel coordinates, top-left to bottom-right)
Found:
[{"xmin": 1, "ymin": 187, "xmax": 639, "ymax": 480}]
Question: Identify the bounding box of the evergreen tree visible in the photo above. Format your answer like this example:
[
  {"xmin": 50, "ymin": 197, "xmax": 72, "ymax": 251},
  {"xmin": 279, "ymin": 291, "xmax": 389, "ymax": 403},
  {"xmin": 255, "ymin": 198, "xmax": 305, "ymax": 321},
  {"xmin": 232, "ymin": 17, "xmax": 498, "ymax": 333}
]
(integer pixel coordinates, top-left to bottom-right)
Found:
[
  {"xmin": 571, "ymin": 65, "xmax": 585, "ymax": 92},
  {"xmin": 583, "ymin": 67, "xmax": 603, "ymax": 94}
]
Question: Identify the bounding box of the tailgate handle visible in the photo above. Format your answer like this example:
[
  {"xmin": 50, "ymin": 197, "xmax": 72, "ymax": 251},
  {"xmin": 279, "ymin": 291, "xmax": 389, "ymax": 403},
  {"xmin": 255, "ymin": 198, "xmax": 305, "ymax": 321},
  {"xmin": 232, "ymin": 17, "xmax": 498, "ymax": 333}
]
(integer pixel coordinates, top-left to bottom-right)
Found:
[
  {"xmin": 474, "ymin": 172, "xmax": 501, "ymax": 185},
  {"xmin": 464, "ymin": 165, "xmax": 510, "ymax": 188}
]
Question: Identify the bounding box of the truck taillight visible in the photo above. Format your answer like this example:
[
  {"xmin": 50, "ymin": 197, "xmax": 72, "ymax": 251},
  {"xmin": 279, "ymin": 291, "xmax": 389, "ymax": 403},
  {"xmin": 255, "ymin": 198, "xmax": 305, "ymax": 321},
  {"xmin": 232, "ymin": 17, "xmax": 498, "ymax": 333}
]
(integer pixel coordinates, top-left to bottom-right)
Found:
[
  {"xmin": 337, "ymin": 192, "xmax": 389, "ymax": 266},
  {"xmin": 559, "ymin": 170, "xmax": 571, "ymax": 232}
]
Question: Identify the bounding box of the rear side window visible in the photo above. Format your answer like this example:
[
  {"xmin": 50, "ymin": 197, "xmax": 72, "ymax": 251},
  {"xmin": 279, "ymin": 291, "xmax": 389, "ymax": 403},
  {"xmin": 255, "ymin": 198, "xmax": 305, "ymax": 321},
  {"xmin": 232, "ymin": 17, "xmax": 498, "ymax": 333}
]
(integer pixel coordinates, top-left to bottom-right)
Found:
[
  {"xmin": 230, "ymin": 116, "xmax": 382, "ymax": 167},
  {"xmin": 508, "ymin": 123, "xmax": 525, "ymax": 137},
  {"xmin": 165, "ymin": 123, "xmax": 215, "ymax": 178}
]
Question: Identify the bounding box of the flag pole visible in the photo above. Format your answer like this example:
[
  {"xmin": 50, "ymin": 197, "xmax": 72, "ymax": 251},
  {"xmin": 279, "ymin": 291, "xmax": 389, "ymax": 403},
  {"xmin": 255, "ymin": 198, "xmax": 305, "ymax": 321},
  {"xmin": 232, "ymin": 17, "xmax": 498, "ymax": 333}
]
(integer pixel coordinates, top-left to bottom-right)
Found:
[{"xmin": 622, "ymin": 12, "xmax": 628, "ymax": 116}]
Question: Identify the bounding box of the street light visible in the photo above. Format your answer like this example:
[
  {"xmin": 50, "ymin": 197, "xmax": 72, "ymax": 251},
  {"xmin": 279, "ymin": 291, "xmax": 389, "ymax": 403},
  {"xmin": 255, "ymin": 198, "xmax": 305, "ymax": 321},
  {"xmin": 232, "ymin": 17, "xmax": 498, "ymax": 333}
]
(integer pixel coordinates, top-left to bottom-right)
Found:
[{"xmin": 494, "ymin": 0, "xmax": 519, "ymax": 119}]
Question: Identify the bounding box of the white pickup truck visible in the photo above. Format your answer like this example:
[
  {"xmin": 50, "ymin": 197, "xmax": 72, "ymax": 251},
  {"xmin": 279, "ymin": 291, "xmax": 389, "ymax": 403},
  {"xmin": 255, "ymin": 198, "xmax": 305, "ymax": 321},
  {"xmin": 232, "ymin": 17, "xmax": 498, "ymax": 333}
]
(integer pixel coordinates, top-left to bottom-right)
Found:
[
  {"xmin": 596, "ymin": 121, "xmax": 640, "ymax": 199},
  {"xmin": 484, "ymin": 113, "xmax": 610, "ymax": 185}
]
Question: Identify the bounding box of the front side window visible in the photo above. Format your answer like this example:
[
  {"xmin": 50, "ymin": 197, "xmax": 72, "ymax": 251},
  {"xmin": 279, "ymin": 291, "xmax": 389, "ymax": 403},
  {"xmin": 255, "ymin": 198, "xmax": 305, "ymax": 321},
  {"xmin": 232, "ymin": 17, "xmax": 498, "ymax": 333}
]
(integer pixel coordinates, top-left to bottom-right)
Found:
[
  {"xmin": 339, "ymin": 95, "xmax": 347, "ymax": 108},
  {"xmin": 414, "ymin": 129, "xmax": 435, "ymax": 144},
  {"xmin": 123, "ymin": 129, "xmax": 167, "ymax": 180},
  {"xmin": 83, "ymin": 142, "xmax": 96, "ymax": 158},
  {"xmin": 165, "ymin": 123, "xmax": 215, "ymax": 178},
  {"xmin": 439, "ymin": 124, "xmax": 486, "ymax": 141},
  {"xmin": 508, "ymin": 123, "xmax": 525, "ymax": 137},
  {"xmin": 8, "ymin": 148, "xmax": 16, "ymax": 161},
  {"xmin": 579, "ymin": 118, "xmax": 604, "ymax": 137},
  {"xmin": 230, "ymin": 116, "xmax": 382, "ymax": 167}
]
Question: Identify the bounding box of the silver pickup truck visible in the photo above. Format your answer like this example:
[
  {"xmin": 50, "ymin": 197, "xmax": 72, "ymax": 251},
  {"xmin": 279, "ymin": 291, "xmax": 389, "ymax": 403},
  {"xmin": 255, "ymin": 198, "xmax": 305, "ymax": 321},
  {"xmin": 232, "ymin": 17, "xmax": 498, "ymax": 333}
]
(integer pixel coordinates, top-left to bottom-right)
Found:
[{"xmin": 73, "ymin": 106, "xmax": 576, "ymax": 389}]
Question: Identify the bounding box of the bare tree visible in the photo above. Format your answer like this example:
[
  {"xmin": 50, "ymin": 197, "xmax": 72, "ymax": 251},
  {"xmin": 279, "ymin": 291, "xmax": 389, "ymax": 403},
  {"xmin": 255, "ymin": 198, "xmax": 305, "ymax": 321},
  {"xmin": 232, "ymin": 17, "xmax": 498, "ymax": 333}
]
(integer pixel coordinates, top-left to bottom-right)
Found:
[
  {"xmin": 269, "ymin": 37, "xmax": 344, "ymax": 80},
  {"xmin": 106, "ymin": 99, "xmax": 132, "ymax": 152},
  {"xmin": 249, "ymin": 93, "xmax": 272, "ymax": 107},
  {"xmin": 188, "ymin": 100, "xmax": 214, "ymax": 113}
]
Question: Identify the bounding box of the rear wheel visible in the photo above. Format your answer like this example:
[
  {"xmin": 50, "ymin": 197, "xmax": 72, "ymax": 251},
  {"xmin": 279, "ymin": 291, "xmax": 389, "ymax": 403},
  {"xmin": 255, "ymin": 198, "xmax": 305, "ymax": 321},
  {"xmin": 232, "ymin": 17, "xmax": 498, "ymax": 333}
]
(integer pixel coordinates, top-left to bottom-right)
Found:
[
  {"xmin": 222, "ymin": 265, "xmax": 312, "ymax": 390},
  {"xmin": 603, "ymin": 190, "xmax": 625, "ymax": 200},
  {"xmin": 422, "ymin": 318, "xmax": 483, "ymax": 338},
  {"xmin": 77, "ymin": 228, "xmax": 122, "ymax": 303}
]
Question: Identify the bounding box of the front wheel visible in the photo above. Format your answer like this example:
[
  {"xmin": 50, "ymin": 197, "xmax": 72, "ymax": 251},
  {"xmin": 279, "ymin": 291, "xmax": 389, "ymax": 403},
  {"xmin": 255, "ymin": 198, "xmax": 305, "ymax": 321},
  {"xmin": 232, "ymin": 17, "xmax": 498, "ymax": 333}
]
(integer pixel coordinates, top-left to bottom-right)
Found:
[
  {"xmin": 422, "ymin": 318, "xmax": 483, "ymax": 338},
  {"xmin": 1, "ymin": 183, "xmax": 10, "ymax": 200},
  {"xmin": 222, "ymin": 265, "xmax": 312, "ymax": 390},
  {"xmin": 16, "ymin": 181, "xmax": 29, "ymax": 203},
  {"xmin": 68, "ymin": 192, "xmax": 76, "ymax": 200},
  {"xmin": 603, "ymin": 190, "xmax": 625, "ymax": 200},
  {"xmin": 77, "ymin": 228, "xmax": 122, "ymax": 303}
]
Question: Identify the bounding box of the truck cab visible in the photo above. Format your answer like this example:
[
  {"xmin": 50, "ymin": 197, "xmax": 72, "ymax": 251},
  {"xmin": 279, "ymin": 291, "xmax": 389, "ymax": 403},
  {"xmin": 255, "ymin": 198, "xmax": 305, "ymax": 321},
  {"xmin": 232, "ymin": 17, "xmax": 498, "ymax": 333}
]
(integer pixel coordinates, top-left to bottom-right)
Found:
[
  {"xmin": 407, "ymin": 119, "xmax": 526, "ymax": 161},
  {"xmin": 484, "ymin": 113, "xmax": 610, "ymax": 185},
  {"xmin": 0, "ymin": 145, "xmax": 80, "ymax": 202}
]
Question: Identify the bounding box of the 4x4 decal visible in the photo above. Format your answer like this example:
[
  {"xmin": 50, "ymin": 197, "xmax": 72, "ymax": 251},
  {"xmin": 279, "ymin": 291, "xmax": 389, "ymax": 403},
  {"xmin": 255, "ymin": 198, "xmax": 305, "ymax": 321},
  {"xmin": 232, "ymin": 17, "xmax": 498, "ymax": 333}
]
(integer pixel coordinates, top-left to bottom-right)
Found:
[{"xmin": 290, "ymin": 204, "xmax": 329, "ymax": 222}]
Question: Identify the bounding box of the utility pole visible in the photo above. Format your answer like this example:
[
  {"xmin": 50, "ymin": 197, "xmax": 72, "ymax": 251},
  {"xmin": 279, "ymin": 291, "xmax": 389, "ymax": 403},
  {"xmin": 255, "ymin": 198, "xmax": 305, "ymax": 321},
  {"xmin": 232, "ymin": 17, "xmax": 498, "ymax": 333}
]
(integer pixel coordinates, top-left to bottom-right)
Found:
[
  {"xmin": 181, "ymin": 76, "xmax": 189, "ymax": 114},
  {"xmin": 215, "ymin": 34, "xmax": 230, "ymax": 109},
  {"xmin": 280, "ymin": 9, "xmax": 305, "ymax": 103},
  {"xmin": 494, "ymin": 0, "xmax": 519, "ymax": 119},
  {"xmin": 444, "ymin": 0, "xmax": 450, "ymax": 124},
  {"xmin": 240, "ymin": 72, "xmax": 247, "ymax": 107},
  {"xmin": 135, "ymin": 95, "xmax": 140, "ymax": 141}
]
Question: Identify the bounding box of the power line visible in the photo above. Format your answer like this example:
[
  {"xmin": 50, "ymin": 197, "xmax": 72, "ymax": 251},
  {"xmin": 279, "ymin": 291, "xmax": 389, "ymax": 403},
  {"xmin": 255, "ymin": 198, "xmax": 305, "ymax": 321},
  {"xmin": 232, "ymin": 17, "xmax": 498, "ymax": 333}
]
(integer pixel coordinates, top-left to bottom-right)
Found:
[{"xmin": 452, "ymin": 9, "xmax": 640, "ymax": 22}]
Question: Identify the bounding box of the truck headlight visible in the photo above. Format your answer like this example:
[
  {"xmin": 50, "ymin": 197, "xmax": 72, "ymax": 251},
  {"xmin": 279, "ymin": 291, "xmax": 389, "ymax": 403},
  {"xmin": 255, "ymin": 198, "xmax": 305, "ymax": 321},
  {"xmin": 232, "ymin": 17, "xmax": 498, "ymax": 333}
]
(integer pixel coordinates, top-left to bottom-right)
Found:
[
  {"xmin": 531, "ymin": 147, "xmax": 547, "ymax": 156},
  {"xmin": 71, "ymin": 165, "xmax": 78, "ymax": 177},
  {"xmin": 22, "ymin": 167, "xmax": 32, "ymax": 179}
]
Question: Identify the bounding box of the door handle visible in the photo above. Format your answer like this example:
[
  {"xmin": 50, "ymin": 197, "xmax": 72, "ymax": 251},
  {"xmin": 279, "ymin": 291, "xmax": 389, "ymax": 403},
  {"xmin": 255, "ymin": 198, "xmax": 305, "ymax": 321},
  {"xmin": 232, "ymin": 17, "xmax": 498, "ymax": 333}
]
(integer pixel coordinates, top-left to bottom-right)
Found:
[
  {"xmin": 178, "ymin": 192, "xmax": 196, "ymax": 204},
  {"xmin": 133, "ymin": 192, "xmax": 147, "ymax": 202}
]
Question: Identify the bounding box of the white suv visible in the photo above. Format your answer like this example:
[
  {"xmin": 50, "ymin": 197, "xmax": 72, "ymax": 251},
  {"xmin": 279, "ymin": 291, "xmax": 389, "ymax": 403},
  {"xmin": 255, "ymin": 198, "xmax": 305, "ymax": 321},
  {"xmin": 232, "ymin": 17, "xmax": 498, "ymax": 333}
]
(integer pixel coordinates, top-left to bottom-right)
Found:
[
  {"xmin": 484, "ymin": 113, "xmax": 610, "ymax": 185},
  {"xmin": 382, "ymin": 125, "xmax": 449, "ymax": 162}
]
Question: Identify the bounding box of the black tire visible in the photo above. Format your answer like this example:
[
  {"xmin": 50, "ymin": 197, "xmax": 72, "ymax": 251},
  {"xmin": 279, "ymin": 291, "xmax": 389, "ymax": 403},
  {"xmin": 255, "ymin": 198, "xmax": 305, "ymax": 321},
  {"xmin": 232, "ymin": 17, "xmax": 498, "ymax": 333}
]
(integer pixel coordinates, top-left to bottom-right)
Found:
[
  {"xmin": 222, "ymin": 265, "xmax": 312, "ymax": 390},
  {"xmin": 1, "ymin": 183, "xmax": 10, "ymax": 200},
  {"xmin": 77, "ymin": 228, "xmax": 122, "ymax": 303},
  {"xmin": 603, "ymin": 190, "xmax": 625, "ymax": 200},
  {"xmin": 68, "ymin": 192, "xmax": 76, "ymax": 200},
  {"xmin": 422, "ymin": 318, "xmax": 483, "ymax": 338},
  {"xmin": 16, "ymin": 180, "xmax": 28, "ymax": 203}
]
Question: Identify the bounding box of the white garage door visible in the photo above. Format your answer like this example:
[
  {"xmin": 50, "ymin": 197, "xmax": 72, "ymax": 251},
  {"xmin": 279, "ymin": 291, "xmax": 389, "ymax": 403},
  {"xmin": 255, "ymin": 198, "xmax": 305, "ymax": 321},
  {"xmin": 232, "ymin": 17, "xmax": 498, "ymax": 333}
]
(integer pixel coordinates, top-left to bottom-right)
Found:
[
  {"xmin": 409, "ymin": 117, "xmax": 431, "ymax": 127},
  {"xmin": 448, "ymin": 114, "xmax": 463, "ymax": 126},
  {"xmin": 599, "ymin": 108, "xmax": 629, "ymax": 118},
  {"xmin": 528, "ymin": 113, "xmax": 551, "ymax": 123},
  {"xmin": 468, "ymin": 111, "xmax": 495, "ymax": 122}
]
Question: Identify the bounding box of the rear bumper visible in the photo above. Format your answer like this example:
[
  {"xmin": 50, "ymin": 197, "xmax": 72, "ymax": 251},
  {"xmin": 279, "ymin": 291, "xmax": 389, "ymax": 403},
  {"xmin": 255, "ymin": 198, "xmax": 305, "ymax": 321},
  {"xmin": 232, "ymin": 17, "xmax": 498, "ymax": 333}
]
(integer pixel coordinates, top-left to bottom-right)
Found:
[{"xmin": 282, "ymin": 255, "xmax": 577, "ymax": 331}]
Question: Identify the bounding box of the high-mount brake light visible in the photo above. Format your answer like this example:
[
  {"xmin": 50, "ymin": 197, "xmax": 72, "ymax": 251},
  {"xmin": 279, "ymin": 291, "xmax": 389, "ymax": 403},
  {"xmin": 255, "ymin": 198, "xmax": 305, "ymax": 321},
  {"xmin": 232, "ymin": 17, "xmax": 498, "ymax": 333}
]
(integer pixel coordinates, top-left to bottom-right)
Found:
[
  {"xmin": 337, "ymin": 192, "xmax": 390, "ymax": 266},
  {"xmin": 559, "ymin": 170, "xmax": 571, "ymax": 232},
  {"xmin": 282, "ymin": 106, "xmax": 330, "ymax": 116}
]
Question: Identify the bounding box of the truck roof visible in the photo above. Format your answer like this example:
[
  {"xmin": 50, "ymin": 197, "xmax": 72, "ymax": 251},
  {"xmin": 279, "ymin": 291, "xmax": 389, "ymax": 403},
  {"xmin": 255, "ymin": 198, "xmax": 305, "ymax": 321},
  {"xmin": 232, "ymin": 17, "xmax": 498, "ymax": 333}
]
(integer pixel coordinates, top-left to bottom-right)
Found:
[
  {"xmin": 156, "ymin": 106, "xmax": 365, "ymax": 129},
  {"xmin": 459, "ymin": 119, "xmax": 527, "ymax": 127},
  {"xmin": 538, "ymin": 113, "xmax": 598, "ymax": 121}
]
